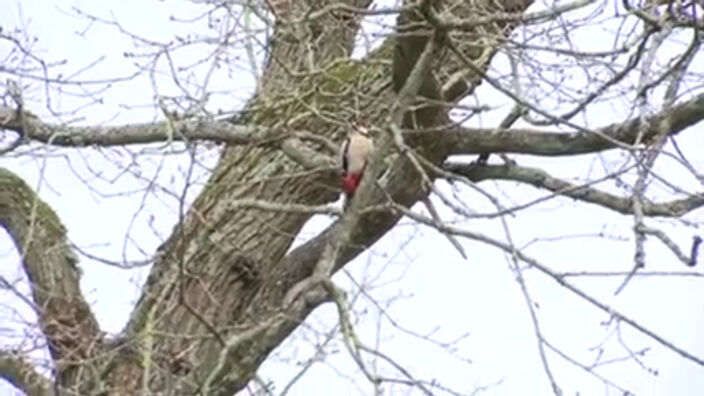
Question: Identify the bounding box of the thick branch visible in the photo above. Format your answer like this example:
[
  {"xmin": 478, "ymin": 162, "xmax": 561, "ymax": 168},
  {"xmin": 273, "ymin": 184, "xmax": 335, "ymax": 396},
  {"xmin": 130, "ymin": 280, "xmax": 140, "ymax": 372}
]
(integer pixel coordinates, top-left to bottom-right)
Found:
[
  {"xmin": 0, "ymin": 352, "xmax": 52, "ymax": 396},
  {"xmin": 444, "ymin": 163, "xmax": 704, "ymax": 217},
  {"xmin": 11, "ymin": 89, "xmax": 703, "ymax": 160},
  {"xmin": 0, "ymin": 107, "xmax": 334, "ymax": 169},
  {"xmin": 119, "ymin": 0, "xmax": 535, "ymax": 393},
  {"xmin": 0, "ymin": 169, "xmax": 101, "ymax": 388},
  {"xmin": 437, "ymin": 91, "xmax": 704, "ymax": 156},
  {"xmin": 0, "ymin": 107, "xmax": 270, "ymax": 147}
]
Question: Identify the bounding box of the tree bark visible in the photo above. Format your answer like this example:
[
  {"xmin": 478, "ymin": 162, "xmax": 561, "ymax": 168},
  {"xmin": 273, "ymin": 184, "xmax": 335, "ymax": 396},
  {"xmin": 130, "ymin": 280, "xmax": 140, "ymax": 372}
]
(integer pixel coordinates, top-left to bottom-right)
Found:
[
  {"xmin": 112, "ymin": 1, "xmax": 535, "ymax": 393},
  {"xmin": 7, "ymin": 0, "xmax": 703, "ymax": 394},
  {"xmin": 0, "ymin": 170, "xmax": 101, "ymax": 394}
]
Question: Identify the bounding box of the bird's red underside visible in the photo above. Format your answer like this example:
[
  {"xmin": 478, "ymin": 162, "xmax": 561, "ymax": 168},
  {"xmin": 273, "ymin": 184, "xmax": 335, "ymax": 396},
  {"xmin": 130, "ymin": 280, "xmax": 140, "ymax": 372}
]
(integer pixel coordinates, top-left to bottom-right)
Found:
[{"xmin": 342, "ymin": 173, "xmax": 362, "ymax": 196}]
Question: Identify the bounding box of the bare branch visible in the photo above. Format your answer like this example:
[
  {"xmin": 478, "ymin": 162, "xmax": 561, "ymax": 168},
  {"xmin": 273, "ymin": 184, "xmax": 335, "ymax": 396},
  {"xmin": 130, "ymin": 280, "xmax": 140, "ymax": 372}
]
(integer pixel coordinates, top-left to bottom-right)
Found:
[
  {"xmin": 437, "ymin": 0, "xmax": 593, "ymax": 30},
  {"xmin": 0, "ymin": 107, "xmax": 335, "ymax": 169},
  {"xmin": 9, "ymin": 86, "xmax": 700, "ymax": 161},
  {"xmin": 444, "ymin": 162, "xmax": 704, "ymax": 217},
  {"xmin": 392, "ymin": 204, "xmax": 704, "ymax": 368},
  {"xmin": 636, "ymin": 225, "xmax": 702, "ymax": 267},
  {"xmin": 0, "ymin": 351, "xmax": 53, "ymax": 396},
  {"xmin": 434, "ymin": 91, "xmax": 704, "ymax": 157},
  {"xmin": 542, "ymin": 339, "xmax": 633, "ymax": 394},
  {"xmin": 0, "ymin": 107, "xmax": 269, "ymax": 147}
]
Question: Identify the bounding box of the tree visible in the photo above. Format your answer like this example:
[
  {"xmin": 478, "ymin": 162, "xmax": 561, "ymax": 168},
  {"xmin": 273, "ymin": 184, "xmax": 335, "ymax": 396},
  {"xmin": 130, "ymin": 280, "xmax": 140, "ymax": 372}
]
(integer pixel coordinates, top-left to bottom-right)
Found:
[{"xmin": 1, "ymin": 0, "xmax": 703, "ymax": 394}]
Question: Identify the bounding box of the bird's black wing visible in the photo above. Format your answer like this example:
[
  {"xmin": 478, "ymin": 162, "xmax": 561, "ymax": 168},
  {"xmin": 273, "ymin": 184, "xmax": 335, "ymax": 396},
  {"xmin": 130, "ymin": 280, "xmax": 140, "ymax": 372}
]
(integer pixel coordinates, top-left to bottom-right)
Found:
[{"xmin": 340, "ymin": 137, "xmax": 350, "ymax": 174}]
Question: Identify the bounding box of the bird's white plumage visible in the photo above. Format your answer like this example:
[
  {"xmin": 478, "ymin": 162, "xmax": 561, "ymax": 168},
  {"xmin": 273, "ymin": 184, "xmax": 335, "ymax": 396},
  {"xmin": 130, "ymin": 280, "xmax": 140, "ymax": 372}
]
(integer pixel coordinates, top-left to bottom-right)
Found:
[{"xmin": 341, "ymin": 125, "xmax": 373, "ymax": 175}]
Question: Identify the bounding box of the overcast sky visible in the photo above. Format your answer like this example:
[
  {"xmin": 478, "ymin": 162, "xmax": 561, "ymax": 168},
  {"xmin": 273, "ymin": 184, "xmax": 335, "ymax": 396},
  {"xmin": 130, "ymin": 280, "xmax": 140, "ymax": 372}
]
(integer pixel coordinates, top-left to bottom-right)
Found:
[{"xmin": 1, "ymin": 0, "xmax": 703, "ymax": 395}]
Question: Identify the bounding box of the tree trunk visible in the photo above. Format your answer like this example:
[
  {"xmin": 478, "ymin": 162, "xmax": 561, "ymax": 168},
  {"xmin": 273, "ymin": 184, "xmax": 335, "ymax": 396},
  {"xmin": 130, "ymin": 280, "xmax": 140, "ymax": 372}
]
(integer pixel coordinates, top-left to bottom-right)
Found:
[{"xmin": 1, "ymin": 0, "xmax": 537, "ymax": 394}]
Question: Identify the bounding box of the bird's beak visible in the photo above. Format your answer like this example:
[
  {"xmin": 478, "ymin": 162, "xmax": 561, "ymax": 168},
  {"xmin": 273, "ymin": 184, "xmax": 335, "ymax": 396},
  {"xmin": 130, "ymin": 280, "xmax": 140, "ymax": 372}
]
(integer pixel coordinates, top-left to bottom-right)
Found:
[{"xmin": 354, "ymin": 124, "xmax": 369, "ymax": 136}]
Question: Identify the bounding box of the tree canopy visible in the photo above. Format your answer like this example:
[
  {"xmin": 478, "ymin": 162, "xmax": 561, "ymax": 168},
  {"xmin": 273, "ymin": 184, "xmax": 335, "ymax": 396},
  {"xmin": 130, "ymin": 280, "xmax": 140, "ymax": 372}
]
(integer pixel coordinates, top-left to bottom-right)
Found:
[{"xmin": 1, "ymin": 0, "xmax": 703, "ymax": 394}]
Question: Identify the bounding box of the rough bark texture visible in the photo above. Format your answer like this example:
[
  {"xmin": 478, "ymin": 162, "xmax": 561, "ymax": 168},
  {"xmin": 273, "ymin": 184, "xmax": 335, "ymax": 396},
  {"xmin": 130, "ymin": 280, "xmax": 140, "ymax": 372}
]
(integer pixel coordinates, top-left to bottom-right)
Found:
[
  {"xmin": 0, "ymin": 170, "xmax": 102, "ymax": 394},
  {"xmin": 2, "ymin": 0, "xmax": 704, "ymax": 395},
  {"xmin": 112, "ymin": 1, "xmax": 534, "ymax": 393}
]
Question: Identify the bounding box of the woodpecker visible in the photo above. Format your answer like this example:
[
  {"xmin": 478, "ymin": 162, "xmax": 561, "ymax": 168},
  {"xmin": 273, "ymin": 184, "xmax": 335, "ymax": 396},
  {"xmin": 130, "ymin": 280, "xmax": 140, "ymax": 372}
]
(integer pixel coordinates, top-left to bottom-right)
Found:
[{"xmin": 340, "ymin": 122, "xmax": 374, "ymax": 201}]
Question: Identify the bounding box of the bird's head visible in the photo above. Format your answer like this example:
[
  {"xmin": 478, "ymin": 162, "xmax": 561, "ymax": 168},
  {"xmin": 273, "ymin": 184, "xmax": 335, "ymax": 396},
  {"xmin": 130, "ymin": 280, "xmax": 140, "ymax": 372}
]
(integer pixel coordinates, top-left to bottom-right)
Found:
[{"xmin": 349, "ymin": 121, "xmax": 370, "ymax": 138}]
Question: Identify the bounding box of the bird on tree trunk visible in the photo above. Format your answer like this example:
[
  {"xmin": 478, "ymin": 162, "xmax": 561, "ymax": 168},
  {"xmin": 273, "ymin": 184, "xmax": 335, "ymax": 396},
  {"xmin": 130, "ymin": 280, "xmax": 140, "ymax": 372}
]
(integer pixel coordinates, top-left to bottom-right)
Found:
[{"xmin": 340, "ymin": 122, "xmax": 374, "ymax": 205}]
